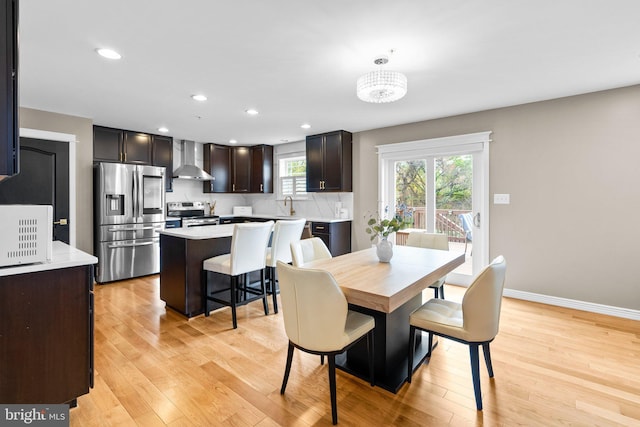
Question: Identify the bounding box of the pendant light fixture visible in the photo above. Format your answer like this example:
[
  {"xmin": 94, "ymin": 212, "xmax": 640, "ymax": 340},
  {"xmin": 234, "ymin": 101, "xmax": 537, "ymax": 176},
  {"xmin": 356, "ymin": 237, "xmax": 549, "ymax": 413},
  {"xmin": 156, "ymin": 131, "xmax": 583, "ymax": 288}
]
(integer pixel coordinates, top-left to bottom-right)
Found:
[{"xmin": 357, "ymin": 53, "xmax": 407, "ymax": 103}]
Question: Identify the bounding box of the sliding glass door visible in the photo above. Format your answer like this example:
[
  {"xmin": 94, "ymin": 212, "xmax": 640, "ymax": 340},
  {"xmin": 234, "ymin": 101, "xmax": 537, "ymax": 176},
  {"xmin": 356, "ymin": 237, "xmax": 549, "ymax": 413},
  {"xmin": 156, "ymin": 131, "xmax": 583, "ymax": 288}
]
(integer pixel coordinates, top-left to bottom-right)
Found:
[{"xmin": 377, "ymin": 132, "xmax": 490, "ymax": 285}]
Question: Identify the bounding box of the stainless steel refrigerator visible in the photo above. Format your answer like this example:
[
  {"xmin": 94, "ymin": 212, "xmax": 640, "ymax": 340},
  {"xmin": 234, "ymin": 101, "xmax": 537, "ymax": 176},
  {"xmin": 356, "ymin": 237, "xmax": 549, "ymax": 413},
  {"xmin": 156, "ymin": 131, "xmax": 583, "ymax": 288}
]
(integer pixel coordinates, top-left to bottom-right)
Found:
[{"xmin": 94, "ymin": 162, "xmax": 166, "ymax": 283}]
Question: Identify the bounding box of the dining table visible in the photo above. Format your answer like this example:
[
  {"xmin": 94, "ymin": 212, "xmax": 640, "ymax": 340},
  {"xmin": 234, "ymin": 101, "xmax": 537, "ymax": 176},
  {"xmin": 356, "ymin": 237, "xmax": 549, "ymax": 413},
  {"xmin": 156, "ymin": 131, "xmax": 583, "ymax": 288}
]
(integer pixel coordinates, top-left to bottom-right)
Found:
[{"xmin": 304, "ymin": 244, "xmax": 465, "ymax": 393}]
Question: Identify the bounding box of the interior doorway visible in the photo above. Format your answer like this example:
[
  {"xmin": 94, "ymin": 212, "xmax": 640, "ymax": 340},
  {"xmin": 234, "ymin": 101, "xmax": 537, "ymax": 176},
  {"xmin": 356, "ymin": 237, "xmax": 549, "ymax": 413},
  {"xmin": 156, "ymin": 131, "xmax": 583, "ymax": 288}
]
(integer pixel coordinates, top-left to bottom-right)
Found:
[{"xmin": 0, "ymin": 137, "xmax": 70, "ymax": 243}]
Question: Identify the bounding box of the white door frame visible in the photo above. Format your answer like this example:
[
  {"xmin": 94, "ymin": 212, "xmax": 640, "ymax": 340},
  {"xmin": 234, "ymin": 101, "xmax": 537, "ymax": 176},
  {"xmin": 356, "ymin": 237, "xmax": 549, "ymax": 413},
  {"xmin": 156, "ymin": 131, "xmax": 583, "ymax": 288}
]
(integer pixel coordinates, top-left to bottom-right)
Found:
[
  {"xmin": 376, "ymin": 131, "xmax": 491, "ymax": 285},
  {"xmin": 19, "ymin": 128, "xmax": 77, "ymax": 247}
]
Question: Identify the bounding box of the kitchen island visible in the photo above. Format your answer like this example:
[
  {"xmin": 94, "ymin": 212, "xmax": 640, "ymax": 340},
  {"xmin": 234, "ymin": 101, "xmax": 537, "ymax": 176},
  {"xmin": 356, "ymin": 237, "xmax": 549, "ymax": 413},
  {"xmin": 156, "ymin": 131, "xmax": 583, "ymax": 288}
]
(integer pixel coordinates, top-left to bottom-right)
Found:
[{"xmin": 159, "ymin": 224, "xmax": 236, "ymax": 318}]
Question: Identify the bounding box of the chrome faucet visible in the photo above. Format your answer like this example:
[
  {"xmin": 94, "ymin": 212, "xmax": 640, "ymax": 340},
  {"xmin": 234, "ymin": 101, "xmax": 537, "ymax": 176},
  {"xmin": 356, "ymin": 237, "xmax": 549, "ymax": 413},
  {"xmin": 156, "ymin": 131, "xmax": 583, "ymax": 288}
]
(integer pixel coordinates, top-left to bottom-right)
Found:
[{"xmin": 284, "ymin": 196, "xmax": 295, "ymax": 216}]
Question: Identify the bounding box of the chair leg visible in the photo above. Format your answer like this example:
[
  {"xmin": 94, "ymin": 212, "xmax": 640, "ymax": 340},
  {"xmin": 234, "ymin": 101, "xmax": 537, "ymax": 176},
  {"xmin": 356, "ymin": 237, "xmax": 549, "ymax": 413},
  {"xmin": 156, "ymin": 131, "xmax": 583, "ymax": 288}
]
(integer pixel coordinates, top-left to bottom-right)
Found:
[
  {"xmin": 408, "ymin": 325, "xmax": 416, "ymax": 383},
  {"xmin": 230, "ymin": 276, "xmax": 238, "ymax": 329},
  {"xmin": 368, "ymin": 330, "xmax": 375, "ymax": 386},
  {"xmin": 203, "ymin": 270, "xmax": 210, "ymax": 317},
  {"xmin": 261, "ymin": 268, "xmax": 269, "ymax": 316},
  {"xmin": 469, "ymin": 343, "xmax": 483, "ymax": 410},
  {"xmin": 439, "ymin": 284, "xmax": 445, "ymax": 300},
  {"xmin": 280, "ymin": 342, "xmax": 295, "ymax": 394},
  {"xmin": 328, "ymin": 354, "xmax": 338, "ymax": 425},
  {"xmin": 269, "ymin": 266, "xmax": 279, "ymax": 314},
  {"xmin": 482, "ymin": 342, "xmax": 494, "ymax": 378},
  {"xmin": 433, "ymin": 287, "xmax": 439, "ymax": 299},
  {"xmin": 427, "ymin": 332, "xmax": 433, "ymax": 357}
]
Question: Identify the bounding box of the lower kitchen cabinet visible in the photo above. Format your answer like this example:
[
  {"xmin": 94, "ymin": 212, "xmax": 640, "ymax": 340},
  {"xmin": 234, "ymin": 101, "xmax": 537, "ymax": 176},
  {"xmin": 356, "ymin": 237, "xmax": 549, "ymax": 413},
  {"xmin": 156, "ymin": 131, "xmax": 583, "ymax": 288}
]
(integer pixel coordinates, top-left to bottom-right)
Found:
[
  {"xmin": 0, "ymin": 262, "xmax": 95, "ymax": 406},
  {"xmin": 311, "ymin": 221, "xmax": 351, "ymax": 256}
]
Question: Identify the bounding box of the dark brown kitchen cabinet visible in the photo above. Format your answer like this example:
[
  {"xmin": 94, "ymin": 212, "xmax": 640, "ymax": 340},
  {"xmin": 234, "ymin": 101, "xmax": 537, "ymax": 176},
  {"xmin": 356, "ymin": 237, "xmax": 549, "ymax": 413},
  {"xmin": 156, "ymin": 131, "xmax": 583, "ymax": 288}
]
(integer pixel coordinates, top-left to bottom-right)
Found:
[
  {"xmin": 93, "ymin": 125, "xmax": 153, "ymax": 165},
  {"xmin": 251, "ymin": 144, "xmax": 273, "ymax": 193},
  {"xmin": 306, "ymin": 130, "xmax": 352, "ymax": 192},
  {"xmin": 203, "ymin": 143, "xmax": 231, "ymax": 193},
  {"xmin": 0, "ymin": 265, "xmax": 94, "ymax": 405},
  {"xmin": 311, "ymin": 221, "xmax": 351, "ymax": 256},
  {"xmin": 0, "ymin": 0, "xmax": 19, "ymax": 180},
  {"xmin": 152, "ymin": 135, "xmax": 173, "ymax": 192},
  {"xmin": 231, "ymin": 146, "xmax": 251, "ymax": 192}
]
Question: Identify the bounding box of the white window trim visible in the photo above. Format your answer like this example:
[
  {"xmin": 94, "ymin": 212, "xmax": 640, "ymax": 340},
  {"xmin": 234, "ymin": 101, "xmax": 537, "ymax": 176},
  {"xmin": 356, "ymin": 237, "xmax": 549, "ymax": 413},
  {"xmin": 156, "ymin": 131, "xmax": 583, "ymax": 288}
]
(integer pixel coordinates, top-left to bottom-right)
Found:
[{"xmin": 275, "ymin": 150, "xmax": 309, "ymax": 201}]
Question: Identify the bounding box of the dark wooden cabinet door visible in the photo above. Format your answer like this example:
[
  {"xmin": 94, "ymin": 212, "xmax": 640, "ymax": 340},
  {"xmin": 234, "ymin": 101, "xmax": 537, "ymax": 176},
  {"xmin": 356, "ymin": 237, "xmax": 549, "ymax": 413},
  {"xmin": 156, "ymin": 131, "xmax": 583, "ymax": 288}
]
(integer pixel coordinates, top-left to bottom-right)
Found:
[
  {"xmin": 152, "ymin": 135, "xmax": 173, "ymax": 191},
  {"xmin": 203, "ymin": 144, "xmax": 231, "ymax": 193},
  {"xmin": 251, "ymin": 145, "xmax": 273, "ymax": 193},
  {"xmin": 0, "ymin": 0, "xmax": 18, "ymax": 179},
  {"xmin": 232, "ymin": 146, "xmax": 251, "ymax": 192},
  {"xmin": 306, "ymin": 134, "xmax": 324, "ymax": 191},
  {"xmin": 93, "ymin": 126, "xmax": 123, "ymax": 162},
  {"xmin": 123, "ymin": 131, "xmax": 151, "ymax": 164},
  {"xmin": 0, "ymin": 265, "xmax": 93, "ymax": 404},
  {"xmin": 322, "ymin": 132, "xmax": 345, "ymax": 191}
]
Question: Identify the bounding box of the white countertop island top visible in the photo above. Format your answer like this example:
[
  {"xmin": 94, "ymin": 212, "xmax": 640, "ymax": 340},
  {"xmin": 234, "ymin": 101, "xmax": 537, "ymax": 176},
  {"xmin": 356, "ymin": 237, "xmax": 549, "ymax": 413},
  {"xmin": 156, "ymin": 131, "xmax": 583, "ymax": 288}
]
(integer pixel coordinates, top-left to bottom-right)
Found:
[
  {"xmin": 0, "ymin": 241, "xmax": 98, "ymax": 277},
  {"xmin": 159, "ymin": 223, "xmax": 237, "ymax": 240}
]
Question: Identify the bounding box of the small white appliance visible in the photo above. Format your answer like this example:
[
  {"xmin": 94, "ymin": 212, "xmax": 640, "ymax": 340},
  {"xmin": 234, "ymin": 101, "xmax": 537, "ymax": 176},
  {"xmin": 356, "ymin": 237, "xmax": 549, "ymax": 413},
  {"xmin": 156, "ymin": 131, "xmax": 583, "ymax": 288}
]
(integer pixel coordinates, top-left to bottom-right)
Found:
[
  {"xmin": 233, "ymin": 206, "xmax": 252, "ymax": 216},
  {"xmin": 0, "ymin": 205, "xmax": 53, "ymax": 267}
]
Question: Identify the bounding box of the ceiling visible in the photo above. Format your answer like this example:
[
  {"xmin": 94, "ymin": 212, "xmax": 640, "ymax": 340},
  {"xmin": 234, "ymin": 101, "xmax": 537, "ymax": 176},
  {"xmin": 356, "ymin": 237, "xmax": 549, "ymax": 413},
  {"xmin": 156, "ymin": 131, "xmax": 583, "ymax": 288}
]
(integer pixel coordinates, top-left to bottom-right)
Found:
[{"xmin": 18, "ymin": 0, "xmax": 640, "ymax": 145}]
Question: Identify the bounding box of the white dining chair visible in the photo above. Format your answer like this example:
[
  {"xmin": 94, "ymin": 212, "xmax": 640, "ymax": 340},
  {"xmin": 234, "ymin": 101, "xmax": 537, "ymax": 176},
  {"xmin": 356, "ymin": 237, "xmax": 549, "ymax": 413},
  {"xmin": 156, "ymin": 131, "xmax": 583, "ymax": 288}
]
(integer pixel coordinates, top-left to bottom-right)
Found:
[
  {"xmin": 407, "ymin": 255, "xmax": 507, "ymax": 411},
  {"xmin": 202, "ymin": 221, "xmax": 274, "ymax": 329},
  {"xmin": 277, "ymin": 261, "xmax": 375, "ymax": 425},
  {"xmin": 405, "ymin": 231, "xmax": 450, "ymax": 299},
  {"xmin": 265, "ymin": 218, "xmax": 306, "ymax": 313},
  {"xmin": 290, "ymin": 237, "xmax": 332, "ymax": 267}
]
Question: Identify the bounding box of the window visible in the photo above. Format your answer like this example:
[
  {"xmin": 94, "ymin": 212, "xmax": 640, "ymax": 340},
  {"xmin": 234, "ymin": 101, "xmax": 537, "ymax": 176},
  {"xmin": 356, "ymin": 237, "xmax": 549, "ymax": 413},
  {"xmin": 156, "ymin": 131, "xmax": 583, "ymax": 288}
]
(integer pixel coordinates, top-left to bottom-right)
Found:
[{"xmin": 279, "ymin": 155, "xmax": 307, "ymax": 198}]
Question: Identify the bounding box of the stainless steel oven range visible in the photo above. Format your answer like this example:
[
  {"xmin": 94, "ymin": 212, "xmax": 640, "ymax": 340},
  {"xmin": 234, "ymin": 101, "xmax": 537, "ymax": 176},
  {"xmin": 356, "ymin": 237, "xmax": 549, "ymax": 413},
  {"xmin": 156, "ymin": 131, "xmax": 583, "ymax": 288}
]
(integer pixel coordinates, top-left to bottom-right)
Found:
[{"xmin": 167, "ymin": 201, "xmax": 220, "ymax": 227}]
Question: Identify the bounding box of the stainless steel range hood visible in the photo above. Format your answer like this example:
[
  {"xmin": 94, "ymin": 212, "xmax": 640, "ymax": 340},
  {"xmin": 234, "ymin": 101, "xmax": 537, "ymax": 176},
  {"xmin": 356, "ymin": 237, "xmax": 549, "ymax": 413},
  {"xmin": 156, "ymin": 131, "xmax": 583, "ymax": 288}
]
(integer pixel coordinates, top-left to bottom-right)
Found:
[{"xmin": 172, "ymin": 140, "xmax": 214, "ymax": 181}]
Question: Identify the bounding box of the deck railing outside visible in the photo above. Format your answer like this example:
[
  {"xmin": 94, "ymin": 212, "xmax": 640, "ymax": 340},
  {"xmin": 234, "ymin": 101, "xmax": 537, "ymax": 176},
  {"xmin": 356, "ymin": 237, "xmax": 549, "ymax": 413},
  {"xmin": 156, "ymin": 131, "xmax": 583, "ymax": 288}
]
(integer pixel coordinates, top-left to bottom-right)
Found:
[{"xmin": 397, "ymin": 207, "xmax": 470, "ymax": 244}]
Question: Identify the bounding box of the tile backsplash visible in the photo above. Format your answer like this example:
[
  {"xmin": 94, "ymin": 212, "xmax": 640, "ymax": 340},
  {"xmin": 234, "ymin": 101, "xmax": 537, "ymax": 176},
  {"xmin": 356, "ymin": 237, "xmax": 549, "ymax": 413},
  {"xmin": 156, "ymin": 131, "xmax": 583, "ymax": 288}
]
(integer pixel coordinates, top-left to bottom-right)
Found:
[{"xmin": 167, "ymin": 179, "xmax": 352, "ymax": 219}]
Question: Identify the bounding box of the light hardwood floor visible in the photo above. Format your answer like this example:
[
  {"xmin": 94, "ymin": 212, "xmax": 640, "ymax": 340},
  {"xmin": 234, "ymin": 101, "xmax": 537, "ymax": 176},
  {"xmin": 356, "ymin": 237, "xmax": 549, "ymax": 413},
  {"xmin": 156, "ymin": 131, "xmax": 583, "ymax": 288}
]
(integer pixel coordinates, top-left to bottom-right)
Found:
[{"xmin": 71, "ymin": 275, "xmax": 640, "ymax": 426}]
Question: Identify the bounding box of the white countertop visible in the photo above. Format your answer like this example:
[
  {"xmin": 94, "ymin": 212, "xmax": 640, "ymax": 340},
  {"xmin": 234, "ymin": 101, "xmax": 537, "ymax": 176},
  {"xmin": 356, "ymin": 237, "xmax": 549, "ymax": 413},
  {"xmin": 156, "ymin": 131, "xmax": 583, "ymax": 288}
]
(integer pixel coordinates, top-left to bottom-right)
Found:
[
  {"xmin": 159, "ymin": 223, "xmax": 236, "ymax": 240},
  {"xmin": 218, "ymin": 214, "xmax": 352, "ymax": 223},
  {"xmin": 0, "ymin": 241, "xmax": 98, "ymax": 277}
]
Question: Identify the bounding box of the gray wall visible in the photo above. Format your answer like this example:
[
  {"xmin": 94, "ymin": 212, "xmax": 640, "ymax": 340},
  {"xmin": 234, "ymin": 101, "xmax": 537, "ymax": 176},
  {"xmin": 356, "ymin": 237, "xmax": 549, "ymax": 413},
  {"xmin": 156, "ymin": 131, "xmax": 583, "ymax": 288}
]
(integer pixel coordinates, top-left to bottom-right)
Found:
[
  {"xmin": 19, "ymin": 107, "xmax": 94, "ymax": 254},
  {"xmin": 353, "ymin": 84, "xmax": 640, "ymax": 310}
]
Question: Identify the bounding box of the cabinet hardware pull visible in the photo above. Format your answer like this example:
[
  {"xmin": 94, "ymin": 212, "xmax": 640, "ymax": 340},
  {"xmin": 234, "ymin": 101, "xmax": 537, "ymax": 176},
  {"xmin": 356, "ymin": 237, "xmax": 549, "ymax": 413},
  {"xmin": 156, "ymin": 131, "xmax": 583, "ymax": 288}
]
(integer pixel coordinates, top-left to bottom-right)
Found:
[
  {"xmin": 260, "ymin": 184, "xmax": 263, "ymax": 192},
  {"xmin": 316, "ymin": 226, "xmax": 325, "ymax": 230},
  {"xmin": 54, "ymin": 218, "xmax": 68, "ymax": 225},
  {"xmin": 233, "ymin": 184, "xmax": 235, "ymax": 192}
]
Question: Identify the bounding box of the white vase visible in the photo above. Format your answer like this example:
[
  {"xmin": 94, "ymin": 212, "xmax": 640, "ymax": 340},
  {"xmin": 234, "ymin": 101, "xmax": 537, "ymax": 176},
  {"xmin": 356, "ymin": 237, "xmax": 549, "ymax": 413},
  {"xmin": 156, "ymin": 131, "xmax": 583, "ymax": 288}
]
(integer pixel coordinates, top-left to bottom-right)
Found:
[{"xmin": 376, "ymin": 237, "xmax": 393, "ymax": 262}]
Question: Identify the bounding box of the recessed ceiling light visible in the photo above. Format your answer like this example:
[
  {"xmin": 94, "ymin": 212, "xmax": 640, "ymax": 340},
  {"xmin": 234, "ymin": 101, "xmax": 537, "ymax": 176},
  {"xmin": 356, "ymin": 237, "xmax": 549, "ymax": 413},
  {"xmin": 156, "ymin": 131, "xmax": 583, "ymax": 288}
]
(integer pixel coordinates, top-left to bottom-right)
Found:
[
  {"xmin": 245, "ymin": 109, "xmax": 259, "ymax": 115},
  {"xmin": 96, "ymin": 48, "xmax": 121, "ymax": 60},
  {"xmin": 158, "ymin": 127, "xmax": 169, "ymax": 133},
  {"xmin": 191, "ymin": 94, "xmax": 207, "ymax": 101},
  {"xmin": 301, "ymin": 123, "xmax": 311, "ymax": 129},
  {"xmin": 229, "ymin": 139, "xmax": 237, "ymax": 144}
]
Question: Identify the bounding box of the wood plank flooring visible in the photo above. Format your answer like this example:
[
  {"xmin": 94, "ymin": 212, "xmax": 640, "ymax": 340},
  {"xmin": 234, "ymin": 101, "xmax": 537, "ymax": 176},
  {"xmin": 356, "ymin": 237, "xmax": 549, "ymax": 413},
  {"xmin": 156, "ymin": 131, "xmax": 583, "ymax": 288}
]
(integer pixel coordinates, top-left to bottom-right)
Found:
[{"xmin": 70, "ymin": 275, "xmax": 640, "ymax": 426}]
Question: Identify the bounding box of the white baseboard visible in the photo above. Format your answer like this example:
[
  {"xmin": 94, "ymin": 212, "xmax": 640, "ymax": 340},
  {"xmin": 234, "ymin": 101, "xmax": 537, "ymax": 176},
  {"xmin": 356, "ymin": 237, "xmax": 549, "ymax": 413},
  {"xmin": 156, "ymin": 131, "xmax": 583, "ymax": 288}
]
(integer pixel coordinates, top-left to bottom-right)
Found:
[{"xmin": 503, "ymin": 288, "xmax": 640, "ymax": 321}]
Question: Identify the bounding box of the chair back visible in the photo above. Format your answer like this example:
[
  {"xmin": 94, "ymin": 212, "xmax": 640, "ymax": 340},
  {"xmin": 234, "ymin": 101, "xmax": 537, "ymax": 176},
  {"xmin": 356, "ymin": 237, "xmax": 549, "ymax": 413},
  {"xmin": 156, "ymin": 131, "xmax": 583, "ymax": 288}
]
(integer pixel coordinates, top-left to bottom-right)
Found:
[
  {"xmin": 459, "ymin": 213, "xmax": 473, "ymax": 241},
  {"xmin": 290, "ymin": 237, "xmax": 332, "ymax": 267},
  {"xmin": 461, "ymin": 255, "xmax": 507, "ymax": 342},
  {"xmin": 276, "ymin": 261, "xmax": 349, "ymax": 351},
  {"xmin": 406, "ymin": 232, "xmax": 449, "ymax": 251},
  {"xmin": 267, "ymin": 219, "xmax": 306, "ymax": 267},
  {"xmin": 229, "ymin": 221, "xmax": 274, "ymax": 275}
]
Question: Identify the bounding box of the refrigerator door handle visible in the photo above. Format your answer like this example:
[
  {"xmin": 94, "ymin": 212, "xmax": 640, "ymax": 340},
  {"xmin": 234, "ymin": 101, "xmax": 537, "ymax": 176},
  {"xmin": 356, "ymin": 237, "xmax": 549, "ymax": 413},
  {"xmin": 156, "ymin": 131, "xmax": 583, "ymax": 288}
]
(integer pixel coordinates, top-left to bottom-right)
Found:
[
  {"xmin": 107, "ymin": 241, "xmax": 155, "ymax": 249},
  {"xmin": 107, "ymin": 226, "xmax": 159, "ymax": 232}
]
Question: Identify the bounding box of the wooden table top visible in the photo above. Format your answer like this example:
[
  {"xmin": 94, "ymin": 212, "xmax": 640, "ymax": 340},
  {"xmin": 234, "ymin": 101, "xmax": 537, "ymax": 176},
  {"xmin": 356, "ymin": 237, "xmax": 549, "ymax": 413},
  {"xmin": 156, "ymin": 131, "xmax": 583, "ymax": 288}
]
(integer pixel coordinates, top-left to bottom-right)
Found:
[{"xmin": 304, "ymin": 245, "xmax": 465, "ymax": 313}]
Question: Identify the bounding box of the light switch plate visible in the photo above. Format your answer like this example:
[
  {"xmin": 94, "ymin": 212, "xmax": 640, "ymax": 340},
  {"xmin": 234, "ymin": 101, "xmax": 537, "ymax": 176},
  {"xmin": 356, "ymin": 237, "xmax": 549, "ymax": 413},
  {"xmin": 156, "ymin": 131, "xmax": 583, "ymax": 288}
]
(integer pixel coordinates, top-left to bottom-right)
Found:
[{"xmin": 494, "ymin": 193, "xmax": 510, "ymax": 204}]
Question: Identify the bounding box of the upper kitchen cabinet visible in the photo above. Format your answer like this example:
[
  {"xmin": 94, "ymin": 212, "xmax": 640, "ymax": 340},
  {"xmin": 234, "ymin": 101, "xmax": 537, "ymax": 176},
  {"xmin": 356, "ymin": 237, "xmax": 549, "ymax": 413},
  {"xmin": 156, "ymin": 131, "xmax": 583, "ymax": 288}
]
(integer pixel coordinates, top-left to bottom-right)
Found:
[
  {"xmin": 306, "ymin": 130, "xmax": 352, "ymax": 192},
  {"xmin": 203, "ymin": 143, "xmax": 231, "ymax": 193},
  {"xmin": 251, "ymin": 144, "xmax": 273, "ymax": 193},
  {"xmin": 231, "ymin": 146, "xmax": 251, "ymax": 193},
  {"xmin": 151, "ymin": 135, "xmax": 173, "ymax": 192},
  {"xmin": 0, "ymin": 0, "xmax": 19, "ymax": 181},
  {"xmin": 93, "ymin": 125, "xmax": 152, "ymax": 164}
]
